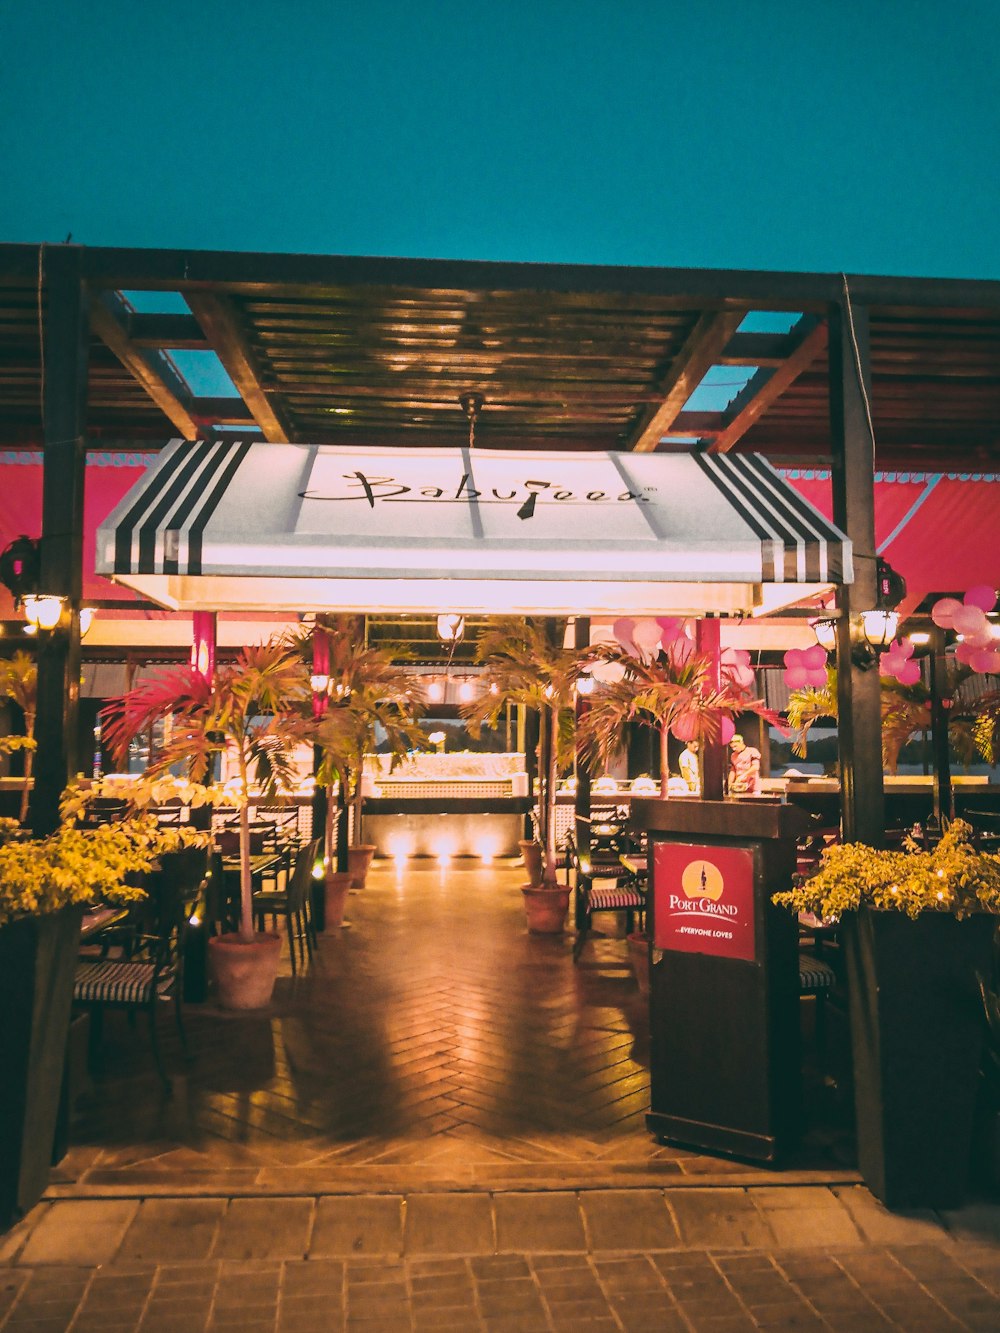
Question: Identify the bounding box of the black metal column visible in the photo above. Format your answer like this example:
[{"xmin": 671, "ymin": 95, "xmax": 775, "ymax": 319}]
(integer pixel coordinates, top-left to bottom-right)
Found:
[
  {"xmin": 928, "ymin": 625, "xmax": 953, "ymax": 825},
  {"xmin": 828, "ymin": 297, "xmax": 884, "ymax": 847},
  {"xmin": 30, "ymin": 247, "xmax": 89, "ymax": 836}
]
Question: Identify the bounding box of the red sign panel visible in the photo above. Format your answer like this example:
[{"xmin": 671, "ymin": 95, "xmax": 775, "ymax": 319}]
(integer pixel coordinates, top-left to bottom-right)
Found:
[{"xmin": 653, "ymin": 841, "xmax": 757, "ymax": 962}]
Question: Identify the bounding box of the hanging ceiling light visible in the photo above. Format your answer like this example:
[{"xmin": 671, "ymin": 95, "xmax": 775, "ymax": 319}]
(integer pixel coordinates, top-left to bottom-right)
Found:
[{"xmin": 436, "ymin": 613, "xmax": 465, "ymax": 643}]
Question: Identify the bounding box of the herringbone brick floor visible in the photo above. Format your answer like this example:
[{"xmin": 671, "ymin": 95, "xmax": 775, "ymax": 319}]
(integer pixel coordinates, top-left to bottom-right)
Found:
[{"xmin": 54, "ymin": 860, "xmax": 855, "ymax": 1196}]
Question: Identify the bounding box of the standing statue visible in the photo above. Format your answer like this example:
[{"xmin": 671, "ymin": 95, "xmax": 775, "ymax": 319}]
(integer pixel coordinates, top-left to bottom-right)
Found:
[{"xmin": 728, "ymin": 733, "xmax": 762, "ymax": 795}]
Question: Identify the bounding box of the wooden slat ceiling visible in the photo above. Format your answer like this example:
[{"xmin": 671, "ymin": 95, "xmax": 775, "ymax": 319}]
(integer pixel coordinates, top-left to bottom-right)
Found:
[{"xmin": 2, "ymin": 247, "xmax": 1000, "ymax": 470}]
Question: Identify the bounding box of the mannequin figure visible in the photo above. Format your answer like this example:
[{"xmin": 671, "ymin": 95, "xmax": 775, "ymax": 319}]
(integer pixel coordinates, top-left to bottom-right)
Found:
[
  {"xmin": 678, "ymin": 740, "xmax": 701, "ymax": 794},
  {"xmin": 728, "ymin": 733, "xmax": 761, "ymax": 795}
]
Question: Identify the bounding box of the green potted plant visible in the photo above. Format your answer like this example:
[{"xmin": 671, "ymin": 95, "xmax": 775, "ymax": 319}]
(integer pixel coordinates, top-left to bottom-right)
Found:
[
  {"xmin": 462, "ymin": 617, "xmax": 580, "ymax": 933},
  {"xmin": 0, "ymin": 813, "xmax": 182, "ymax": 1227},
  {"xmin": 101, "ymin": 642, "xmax": 310, "ymax": 1010},
  {"xmin": 0, "ymin": 650, "xmax": 38, "ymax": 825},
  {"xmin": 774, "ymin": 819, "xmax": 1000, "ymax": 1209},
  {"xmin": 290, "ymin": 619, "xmax": 426, "ymax": 915}
]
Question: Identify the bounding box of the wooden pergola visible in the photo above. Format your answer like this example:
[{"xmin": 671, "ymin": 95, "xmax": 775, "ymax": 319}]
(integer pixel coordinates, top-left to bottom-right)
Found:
[{"xmin": 3, "ymin": 242, "xmax": 1000, "ymax": 836}]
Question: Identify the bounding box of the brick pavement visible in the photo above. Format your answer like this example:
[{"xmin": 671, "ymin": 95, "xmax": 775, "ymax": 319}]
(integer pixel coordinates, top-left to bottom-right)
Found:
[{"xmin": 2, "ymin": 1185, "xmax": 1000, "ymax": 1330}]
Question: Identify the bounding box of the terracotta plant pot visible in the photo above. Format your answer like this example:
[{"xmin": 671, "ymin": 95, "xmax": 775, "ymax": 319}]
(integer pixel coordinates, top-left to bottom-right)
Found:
[
  {"xmin": 208, "ymin": 932, "xmax": 282, "ymax": 1010},
  {"xmin": 627, "ymin": 931, "xmax": 651, "ymax": 998},
  {"xmin": 519, "ymin": 839, "xmax": 544, "ymax": 887},
  {"xmin": 347, "ymin": 843, "xmax": 377, "ymax": 889},
  {"xmin": 324, "ymin": 872, "xmax": 353, "ymax": 929},
  {"xmin": 522, "ymin": 884, "xmax": 570, "ymax": 934}
]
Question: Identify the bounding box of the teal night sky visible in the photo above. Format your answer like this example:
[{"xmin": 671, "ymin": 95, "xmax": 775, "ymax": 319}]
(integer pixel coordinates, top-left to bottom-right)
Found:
[{"xmin": 2, "ymin": 0, "xmax": 998, "ymax": 278}]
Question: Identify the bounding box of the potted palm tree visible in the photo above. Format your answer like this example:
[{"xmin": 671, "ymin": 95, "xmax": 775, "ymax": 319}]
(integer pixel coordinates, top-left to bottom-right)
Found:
[
  {"xmin": 0, "ymin": 651, "xmax": 38, "ymax": 825},
  {"xmin": 289, "ymin": 619, "xmax": 426, "ymax": 915},
  {"xmin": 774, "ymin": 819, "xmax": 1000, "ymax": 1208},
  {"xmin": 462, "ymin": 617, "xmax": 581, "ymax": 932},
  {"xmin": 101, "ymin": 641, "xmax": 310, "ymax": 1009}
]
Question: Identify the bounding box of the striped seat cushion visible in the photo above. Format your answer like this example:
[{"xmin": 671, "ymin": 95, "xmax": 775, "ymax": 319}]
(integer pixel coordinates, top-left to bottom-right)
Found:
[
  {"xmin": 798, "ymin": 954, "xmax": 837, "ymax": 991},
  {"xmin": 74, "ymin": 960, "xmax": 161, "ymax": 1004},
  {"xmin": 589, "ymin": 887, "xmax": 645, "ymax": 911}
]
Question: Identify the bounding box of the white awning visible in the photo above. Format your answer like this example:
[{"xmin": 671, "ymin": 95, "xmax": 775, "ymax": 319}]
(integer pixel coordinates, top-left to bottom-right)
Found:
[{"xmin": 95, "ymin": 442, "xmax": 852, "ymax": 616}]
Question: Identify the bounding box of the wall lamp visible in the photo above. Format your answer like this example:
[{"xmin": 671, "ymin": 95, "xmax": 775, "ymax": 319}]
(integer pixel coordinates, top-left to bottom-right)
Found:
[
  {"xmin": 21, "ymin": 595, "xmax": 94, "ymax": 637},
  {"xmin": 811, "ymin": 558, "xmax": 905, "ymax": 671},
  {"xmin": 811, "ymin": 609, "xmax": 900, "ymax": 671}
]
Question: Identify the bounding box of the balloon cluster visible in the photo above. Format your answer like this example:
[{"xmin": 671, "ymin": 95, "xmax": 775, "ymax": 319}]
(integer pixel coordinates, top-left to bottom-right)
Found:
[
  {"xmin": 931, "ymin": 585, "xmax": 1000, "ymax": 674},
  {"xmin": 881, "ymin": 638, "xmax": 921, "ymax": 686},
  {"xmin": 783, "ymin": 645, "xmax": 827, "ymax": 690},
  {"xmin": 609, "ymin": 618, "xmax": 754, "ymax": 745}
]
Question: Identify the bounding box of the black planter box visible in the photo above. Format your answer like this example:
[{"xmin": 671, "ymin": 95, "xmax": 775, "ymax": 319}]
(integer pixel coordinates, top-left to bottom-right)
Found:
[
  {"xmin": 0, "ymin": 908, "xmax": 83, "ymax": 1228},
  {"xmin": 843, "ymin": 908, "xmax": 997, "ymax": 1209}
]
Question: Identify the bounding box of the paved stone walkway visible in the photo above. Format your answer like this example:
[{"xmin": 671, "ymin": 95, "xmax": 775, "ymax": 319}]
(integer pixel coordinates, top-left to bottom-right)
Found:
[{"xmin": 2, "ymin": 1186, "xmax": 1000, "ymax": 1329}]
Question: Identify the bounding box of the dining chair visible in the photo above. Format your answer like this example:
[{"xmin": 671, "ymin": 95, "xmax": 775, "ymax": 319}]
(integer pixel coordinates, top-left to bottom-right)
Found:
[
  {"xmin": 253, "ymin": 839, "xmax": 321, "ymax": 974},
  {"xmin": 568, "ymin": 816, "xmax": 646, "ymax": 963},
  {"xmin": 72, "ymin": 849, "xmax": 206, "ymax": 1093}
]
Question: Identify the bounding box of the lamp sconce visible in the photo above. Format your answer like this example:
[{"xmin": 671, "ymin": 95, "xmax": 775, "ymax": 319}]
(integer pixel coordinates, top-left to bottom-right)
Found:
[
  {"xmin": 812, "ymin": 610, "xmax": 899, "ymax": 670},
  {"xmin": 21, "ymin": 595, "xmax": 94, "ymax": 638}
]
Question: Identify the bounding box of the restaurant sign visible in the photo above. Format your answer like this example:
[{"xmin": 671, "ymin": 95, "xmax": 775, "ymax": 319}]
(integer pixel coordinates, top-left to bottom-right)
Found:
[{"xmin": 653, "ymin": 841, "xmax": 757, "ymax": 962}]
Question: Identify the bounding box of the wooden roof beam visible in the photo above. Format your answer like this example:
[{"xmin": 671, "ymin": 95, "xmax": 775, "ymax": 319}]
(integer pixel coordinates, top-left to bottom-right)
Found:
[
  {"xmin": 186, "ymin": 293, "xmax": 292, "ymax": 442},
  {"xmin": 717, "ymin": 331, "xmax": 796, "ymax": 367},
  {"xmin": 89, "ymin": 291, "xmax": 200, "ymax": 439},
  {"xmin": 128, "ymin": 312, "xmax": 207, "ymax": 349},
  {"xmin": 707, "ymin": 315, "xmax": 828, "ymax": 454},
  {"xmin": 627, "ymin": 310, "xmax": 745, "ymax": 452}
]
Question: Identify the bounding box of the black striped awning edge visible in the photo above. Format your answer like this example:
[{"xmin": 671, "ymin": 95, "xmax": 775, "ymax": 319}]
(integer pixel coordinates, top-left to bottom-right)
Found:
[
  {"xmin": 692, "ymin": 453, "xmax": 849, "ymax": 583},
  {"xmin": 114, "ymin": 439, "xmax": 252, "ymax": 576}
]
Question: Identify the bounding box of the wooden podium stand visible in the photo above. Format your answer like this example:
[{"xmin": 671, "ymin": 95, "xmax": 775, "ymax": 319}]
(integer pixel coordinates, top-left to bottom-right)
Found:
[{"xmin": 631, "ymin": 798, "xmax": 810, "ymax": 1163}]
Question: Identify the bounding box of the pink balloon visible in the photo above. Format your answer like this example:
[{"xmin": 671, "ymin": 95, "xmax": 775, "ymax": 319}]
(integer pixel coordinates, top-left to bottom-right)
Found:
[
  {"xmin": 719, "ymin": 716, "xmax": 736, "ymax": 745},
  {"xmin": 805, "ymin": 667, "xmax": 829, "ymax": 688},
  {"xmin": 802, "ymin": 644, "xmax": 828, "ymax": 670},
  {"xmin": 632, "ymin": 618, "xmax": 664, "ymax": 659},
  {"xmin": 969, "ymin": 649, "xmax": 999, "ymax": 674},
  {"xmin": 666, "ymin": 635, "xmax": 696, "ymax": 670},
  {"xmin": 931, "ymin": 597, "xmax": 962, "ymax": 629},
  {"xmin": 726, "ymin": 665, "xmax": 755, "ymax": 691},
  {"xmin": 784, "ymin": 666, "xmax": 808, "ymax": 690},
  {"xmin": 613, "ymin": 618, "xmax": 637, "ymax": 653},
  {"xmin": 952, "ymin": 604, "xmax": 989, "ymax": 637},
  {"xmin": 891, "ymin": 638, "xmax": 914, "ymax": 660},
  {"xmin": 965, "ymin": 584, "xmax": 997, "ymax": 613},
  {"xmin": 783, "ymin": 648, "xmax": 804, "ymax": 669},
  {"xmin": 893, "ymin": 661, "xmax": 922, "ymax": 685},
  {"xmin": 955, "ymin": 641, "xmax": 978, "ymax": 665},
  {"xmin": 671, "ymin": 713, "xmax": 700, "ymax": 743},
  {"xmin": 656, "ymin": 616, "xmax": 685, "ymax": 642}
]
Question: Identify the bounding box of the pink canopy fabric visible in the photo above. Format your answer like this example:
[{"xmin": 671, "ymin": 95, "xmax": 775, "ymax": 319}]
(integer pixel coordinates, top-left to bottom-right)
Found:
[
  {"xmin": 0, "ymin": 453, "xmax": 997, "ymax": 621},
  {"xmin": 785, "ymin": 469, "xmax": 1000, "ymax": 617}
]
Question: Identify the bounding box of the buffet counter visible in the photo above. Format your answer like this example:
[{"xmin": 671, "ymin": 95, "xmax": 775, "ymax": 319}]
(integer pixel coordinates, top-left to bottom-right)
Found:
[{"xmin": 362, "ymin": 752, "xmax": 529, "ymax": 858}]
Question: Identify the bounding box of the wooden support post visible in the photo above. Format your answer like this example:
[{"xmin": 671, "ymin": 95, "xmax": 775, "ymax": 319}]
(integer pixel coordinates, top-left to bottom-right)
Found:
[
  {"xmin": 928, "ymin": 625, "xmax": 953, "ymax": 826},
  {"xmin": 30, "ymin": 248, "xmax": 89, "ymax": 836},
  {"xmin": 828, "ymin": 297, "xmax": 885, "ymax": 847},
  {"xmin": 696, "ymin": 619, "xmax": 725, "ymax": 800}
]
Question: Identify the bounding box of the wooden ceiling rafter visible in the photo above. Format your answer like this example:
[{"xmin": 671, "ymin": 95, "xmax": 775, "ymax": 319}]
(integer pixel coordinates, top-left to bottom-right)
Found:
[
  {"xmin": 625, "ymin": 310, "xmax": 745, "ymax": 452},
  {"xmin": 707, "ymin": 315, "xmax": 829, "ymax": 454},
  {"xmin": 89, "ymin": 291, "xmax": 200, "ymax": 439},
  {"xmin": 186, "ymin": 292, "xmax": 294, "ymax": 443}
]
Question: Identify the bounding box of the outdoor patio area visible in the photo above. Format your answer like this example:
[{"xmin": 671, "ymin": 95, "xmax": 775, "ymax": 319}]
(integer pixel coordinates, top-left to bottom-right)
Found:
[{"xmin": 54, "ymin": 859, "xmax": 856, "ymax": 1198}]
